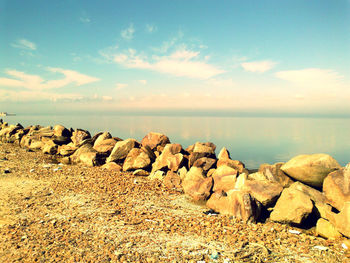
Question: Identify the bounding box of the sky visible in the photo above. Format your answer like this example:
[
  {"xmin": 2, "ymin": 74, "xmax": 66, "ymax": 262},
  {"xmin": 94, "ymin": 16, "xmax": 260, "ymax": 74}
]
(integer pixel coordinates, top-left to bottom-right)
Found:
[{"xmin": 0, "ymin": 0, "xmax": 349, "ymax": 115}]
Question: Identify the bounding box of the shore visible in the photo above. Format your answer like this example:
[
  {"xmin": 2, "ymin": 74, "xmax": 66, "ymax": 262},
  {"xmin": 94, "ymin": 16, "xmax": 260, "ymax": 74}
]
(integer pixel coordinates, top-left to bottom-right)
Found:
[{"xmin": 0, "ymin": 142, "xmax": 349, "ymax": 262}]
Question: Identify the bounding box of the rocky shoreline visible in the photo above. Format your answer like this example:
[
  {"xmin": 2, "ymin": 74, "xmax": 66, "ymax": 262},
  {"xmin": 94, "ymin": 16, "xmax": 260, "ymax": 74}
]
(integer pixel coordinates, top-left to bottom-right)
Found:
[{"xmin": 0, "ymin": 119, "xmax": 350, "ymax": 262}]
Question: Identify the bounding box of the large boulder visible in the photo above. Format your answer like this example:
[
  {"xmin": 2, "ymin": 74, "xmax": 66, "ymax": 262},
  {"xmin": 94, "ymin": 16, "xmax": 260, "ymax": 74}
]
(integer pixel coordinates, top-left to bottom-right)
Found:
[
  {"xmin": 270, "ymin": 187, "xmax": 314, "ymax": 225},
  {"xmin": 42, "ymin": 140, "xmax": 59, "ymax": 155},
  {"xmin": 323, "ymin": 165, "xmax": 350, "ymax": 211},
  {"xmin": 330, "ymin": 202, "xmax": 350, "ymax": 238},
  {"xmin": 93, "ymin": 132, "xmax": 112, "ymax": 147},
  {"xmin": 163, "ymin": 171, "xmax": 182, "ymax": 190},
  {"xmin": 151, "ymin": 144, "xmax": 184, "ymax": 173},
  {"xmin": 123, "ymin": 148, "xmax": 152, "ymax": 171},
  {"xmin": 53, "ymin": 124, "xmax": 71, "ymax": 138},
  {"xmin": 71, "ymin": 129, "xmax": 91, "ymax": 147},
  {"xmin": 182, "ymin": 167, "xmax": 213, "ymax": 202},
  {"xmin": 106, "ymin": 139, "xmax": 137, "ymax": 163},
  {"xmin": 70, "ymin": 144, "xmax": 105, "ymax": 167},
  {"xmin": 217, "ymin": 147, "xmax": 245, "ymax": 173},
  {"xmin": 281, "ymin": 153, "xmax": 341, "ymax": 188},
  {"xmin": 141, "ymin": 132, "xmax": 170, "ymax": 150},
  {"xmin": 206, "ymin": 190, "xmax": 261, "ymax": 223},
  {"xmin": 192, "ymin": 157, "xmax": 216, "ymax": 171},
  {"xmin": 316, "ymin": 218, "xmax": 342, "ymax": 240},
  {"xmin": 58, "ymin": 143, "xmax": 78, "ymax": 156},
  {"xmin": 258, "ymin": 163, "xmax": 294, "ymax": 187},
  {"xmin": 93, "ymin": 138, "xmax": 118, "ymax": 154},
  {"xmin": 212, "ymin": 165, "xmax": 238, "ymax": 192},
  {"xmin": 188, "ymin": 152, "xmax": 213, "ymax": 168}
]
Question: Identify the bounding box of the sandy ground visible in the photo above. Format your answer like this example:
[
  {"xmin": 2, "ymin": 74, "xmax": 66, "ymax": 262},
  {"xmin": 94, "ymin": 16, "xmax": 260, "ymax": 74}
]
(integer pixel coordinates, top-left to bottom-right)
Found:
[{"xmin": 0, "ymin": 142, "xmax": 349, "ymax": 262}]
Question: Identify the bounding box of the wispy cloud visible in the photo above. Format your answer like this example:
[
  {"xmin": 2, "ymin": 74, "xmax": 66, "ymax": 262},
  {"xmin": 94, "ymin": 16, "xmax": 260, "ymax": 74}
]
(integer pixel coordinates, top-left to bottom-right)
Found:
[
  {"xmin": 11, "ymin": 38, "xmax": 37, "ymax": 50},
  {"xmin": 145, "ymin": 24, "xmax": 157, "ymax": 33},
  {"xmin": 113, "ymin": 48, "xmax": 225, "ymax": 79},
  {"xmin": 116, "ymin": 83, "xmax": 128, "ymax": 90},
  {"xmin": 241, "ymin": 60, "xmax": 277, "ymax": 73},
  {"xmin": 275, "ymin": 68, "xmax": 345, "ymax": 88},
  {"xmin": 0, "ymin": 68, "xmax": 99, "ymax": 91},
  {"xmin": 121, "ymin": 23, "xmax": 135, "ymax": 40}
]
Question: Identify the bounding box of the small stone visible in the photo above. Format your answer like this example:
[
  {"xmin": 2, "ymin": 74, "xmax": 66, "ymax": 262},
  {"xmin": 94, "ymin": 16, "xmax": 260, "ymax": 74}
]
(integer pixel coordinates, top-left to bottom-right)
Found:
[{"xmin": 4, "ymin": 168, "xmax": 10, "ymax": 173}]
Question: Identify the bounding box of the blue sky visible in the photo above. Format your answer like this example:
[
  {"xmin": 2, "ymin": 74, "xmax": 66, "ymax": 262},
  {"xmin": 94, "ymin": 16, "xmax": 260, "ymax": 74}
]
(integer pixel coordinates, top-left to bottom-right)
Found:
[{"xmin": 1, "ymin": 0, "xmax": 349, "ymax": 114}]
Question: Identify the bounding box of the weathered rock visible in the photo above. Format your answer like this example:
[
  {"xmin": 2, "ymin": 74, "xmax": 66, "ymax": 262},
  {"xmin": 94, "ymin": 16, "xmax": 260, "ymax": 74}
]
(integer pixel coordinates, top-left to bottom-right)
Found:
[
  {"xmin": 123, "ymin": 148, "xmax": 152, "ymax": 171},
  {"xmin": 270, "ymin": 187, "xmax": 314, "ymax": 225},
  {"xmin": 133, "ymin": 169, "xmax": 150, "ymax": 176},
  {"xmin": 182, "ymin": 167, "xmax": 213, "ymax": 202},
  {"xmin": 163, "ymin": 171, "xmax": 182, "ymax": 190},
  {"xmin": 70, "ymin": 144, "xmax": 105, "ymax": 167},
  {"xmin": 102, "ymin": 162, "xmax": 122, "ymax": 171},
  {"xmin": 71, "ymin": 129, "xmax": 91, "ymax": 147},
  {"xmin": 281, "ymin": 153, "xmax": 341, "ymax": 188},
  {"xmin": 42, "ymin": 140, "xmax": 59, "ymax": 155},
  {"xmin": 177, "ymin": 166, "xmax": 188, "ymax": 181},
  {"xmin": 193, "ymin": 142, "xmax": 216, "ymax": 154},
  {"xmin": 323, "ymin": 165, "xmax": 350, "ymax": 211},
  {"xmin": 258, "ymin": 162, "xmax": 294, "ymax": 187},
  {"xmin": 149, "ymin": 170, "xmax": 165, "ymax": 180},
  {"xmin": 188, "ymin": 152, "xmax": 213, "ymax": 168},
  {"xmin": 53, "ymin": 124, "xmax": 71, "ymax": 137},
  {"xmin": 151, "ymin": 144, "xmax": 184, "ymax": 173},
  {"xmin": 218, "ymin": 147, "xmax": 230, "ymax": 160},
  {"xmin": 106, "ymin": 139, "xmax": 137, "ymax": 163},
  {"xmin": 29, "ymin": 140, "xmax": 44, "ymax": 150},
  {"xmin": 141, "ymin": 146, "xmax": 156, "ymax": 161},
  {"xmin": 93, "ymin": 132, "xmax": 112, "ymax": 147},
  {"xmin": 141, "ymin": 132, "xmax": 170, "ymax": 150},
  {"xmin": 240, "ymin": 180, "xmax": 283, "ymax": 207},
  {"xmin": 93, "ymin": 139, "xmax": 118, "ymax": 154},
  {"xmin": 52, "ymin": 136, "xmax": 71, "ymax": 146},
  {"xmin": 316, "ymin": 218, "xmax": 342, "ymax": 240},
  {"xmin": 206, "ymin": 190, "xmax": 261, "ymax": 223},
  {"xmin": 331, "ymin": 202, "xmax": 350, "ymax": 238},
  {"xmin": 192, "ymin": 157, "xmax": 216, "ymax": 171},
  {"xmin": 212, "ymin": 165, "xmax": 238, "ymax": 192},
  {"xmin": 58, "ymin": 143, "xmax": 77, "ymax": 156},
  {"xmin": 217, "ymin": 159, "xmax": 245, "ymax": 173}
]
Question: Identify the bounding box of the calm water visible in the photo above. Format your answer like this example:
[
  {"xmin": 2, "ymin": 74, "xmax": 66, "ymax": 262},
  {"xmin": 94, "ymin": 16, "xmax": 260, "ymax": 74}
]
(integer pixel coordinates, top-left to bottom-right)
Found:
[{"xmin": 2, "ymin": 114, "xmax": 350, "ymax": 169}]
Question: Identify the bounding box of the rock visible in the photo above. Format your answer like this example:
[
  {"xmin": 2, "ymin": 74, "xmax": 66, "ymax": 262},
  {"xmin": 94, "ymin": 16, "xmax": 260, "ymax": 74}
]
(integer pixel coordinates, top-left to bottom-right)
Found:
[
  {"xmin": 149, "ymin": 170, "xmax": 165, "ymax": 180},
  {"xmin": 70, "ymin": 144, "xmax": 105, "ymax": 167},
  {"xmin": 182, "ymin": 167, "xmax": 213, "ymax": 201},
  {"xmin": 258, "ymin": 163, "xmax": 294, "ymax": 187},
  {"xmin": 218, "ymin": 147, "xmax": 230, "ymax": 160},
  {"xmin": 177, "ymin": 166, "xmax": 188, "ymax": 181},
  {"xmin": 270, "ymin": 187, "xmax": 314, "ymax": 225},
  {"xmin": 281, "ymin": 153, "xmax": 341, "ymax": 188},
  {"xmin": 331, "ymin": 202, "xmax": 350, "ymax": 238},
  {"xmin": 53, "ymin": 125, "xmax": 71, "ymax": 137},
  {"xmin": 192, "ymin": 157, "xmax": 216, "ymax": 171},
  {"xmin": 29, "ymin": 140, "xmax": 44, "ymax": 150},
  {"xmin": 141, "ymin": 132, "xmax": 170, "ymax": 150},
  {"xmin": 206, "ymin": 190, "xmax": 261, "ymax": 223},
  {"xmin": 212, "ymin": 165, "xmax": 238, "ymax": 192},
  {"xmin": 141, "ymin": 146, "xmax": 156, "ymax": 161},
  {"xmin": 133, "ymin": 169, "xmax": 150, "ymax": 176},
  {"xmin": 193, "ymin": 142, "xmax": 216, "ymax": 155},
  {"xmin": 123, "ymin": 148, "xmax": 152, "ymax": 171},
  {"xmin": 42, "ymin": 140, "xmax": 58, "ymax": 155},
  {"xmin": 323, "ymin": 166, "xmax": 350, "ymax": 211},
  {"xmin": 163, "ymin": 171, "xmax": 182, "ymax": 190},
  {"xmin": 106, "ymin": 139, "xmax": 137, "ymax": 163},
  {"xmin": 102, "ymin": 162, "xmax": 122, "ymax": 171},
  {"xmin": 217, "ymin": 159, "xmax": 245, "ymax": 173},
  {"xmin": 71, "ymin": 129, "xmax": 91, "ymax": 147},
  {"xmin": 188, "ymin": 152, "xmax": 214, "ymax": 168},
  {"xmin": 93, "ymin": 138, "xmax": 118, "ymax": 154},
  {"xmin": 316, "ymin": 218, "xmax": 342, "ymax": 240},
  {"xmin": 52, "ymin": 136, "xmax": 71, "ymax": 146},
  {"xmin": 58, "ymin": 143, "xmax": 77, "ymax": 156},
  {"xmin": 151, "ymin": 144, "xmax": 184, "ymax": 173},
  {"xmin": 240, "ymin": 180, "xmax": 283, "ymax": 207},
  {"xmin": 93, "ymin": 132, "xmax": 112, "ymax": 147}
]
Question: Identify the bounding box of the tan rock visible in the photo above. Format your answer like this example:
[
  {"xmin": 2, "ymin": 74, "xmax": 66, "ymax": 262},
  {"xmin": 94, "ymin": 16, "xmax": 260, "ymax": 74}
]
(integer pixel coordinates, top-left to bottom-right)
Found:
[
  {"xmin": 133, "ymin": 169, "xmax": 150, "ymax": 176},
  {"xmin": 332, "ymin": 202, "xmax": 350, "ymax": 238},
  {"xmin": 71, "ymin": 129, "xmax": 91, "ymax": 147},
  {"xmin": 141, "ymin": 132, "xmax": 170, "ymax": 150},
  {"xmin": 106, "ymin": 139, "xmax": 137, "ymax": 163},
  {"xmin": 217, "ymin": 159, "xmax": 245, "ymax": 173},
  {"xmin": 29, "ymin": 140, "xmax": 44, "ymax": 150},
  {"xmin": 212, "ymin": 165, "xmax": 238, "ymax": 192},
  {"xmin": 102, "ymin": 162, "xmax": 122, "ymax": 171},
  {"xmin": 218, "ymin": 147, "xmax": 230, "ymax": 160},
  {"xmin": 206, "ymin": 190, "xmax": 260, "ymax": 223},
  {"xmin": 151, "ymin": 144, "xmax": 184, "ymax": 173},
  {"xmin": 182, "ymin": 167, "xmax": 213, "ymax": 201},
  {"xmin": 93, "ymin": 132, "xmax": 112, "ymax": 147},
  {"xmin": 123, "ymin": 148, "xmax": 152, "ymax": 171},
  {"xmin": 270, "ymin": 187, "xmax": 314, "ymax": 225},
  {"xmin": 281, "ymin": 153, "xmax": 341, "ymax": 188},
  {"xmin": 188, "ymin": 152, "xmax": 212, "ymax": 168},
  {"xmin": 42, "ymin": 140, "xmax": 58, "ymax": 155},
  {"xmin": 70, "ymin": 144, "xmax": 105, "ymax": 167},
  {"xmin": 53, "ymin": 124, "xmax": 71, "ymax": 137},
  {"xmin": 93, "ymin": 139, "xmax": 118, "ymax": 154},
  {"xmin": 58, "ymin": 143, "xmax": 77, "ymax": 156},
  {"xmin": 193, "ymin": 142, "xmax": 216, "ymax": 154},
  {"xmin": 258, "ymin": 162, "xmax": 294, "ymax": 187},
  {"xmin": 323, "ymin": 166, "xmax": 350, "ymax": 211},
  {"xmin": 316, "ymin": 218, "xmax": 342, "ymax": 240},
  {"xmin": 149, "ymin": 170, "xmax": 165, "ymax": 180},
  {"xmin": 177, "ymin": 166, "xmax": 188, "ymax": 181},
  {"xmin": 163, "ymin": 171, "xmax": 182, "ymax": 190},
  {"xmin": 192, "ymin": 157, "xmax": 216, "ymax": 171}
]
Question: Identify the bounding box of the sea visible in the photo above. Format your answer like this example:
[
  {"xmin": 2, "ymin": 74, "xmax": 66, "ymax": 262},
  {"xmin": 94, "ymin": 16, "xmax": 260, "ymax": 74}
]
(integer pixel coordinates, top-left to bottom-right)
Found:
[{"xmin": 1, "ymin": 112, "xmax": 350, "ymax": 169}]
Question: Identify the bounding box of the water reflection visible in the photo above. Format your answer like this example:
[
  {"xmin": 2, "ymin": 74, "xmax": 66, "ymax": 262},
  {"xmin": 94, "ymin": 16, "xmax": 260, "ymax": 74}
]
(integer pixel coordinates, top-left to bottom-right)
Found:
[{"xmin": 3, "ymin": 114, "xmax": 350, "ymax": 168}]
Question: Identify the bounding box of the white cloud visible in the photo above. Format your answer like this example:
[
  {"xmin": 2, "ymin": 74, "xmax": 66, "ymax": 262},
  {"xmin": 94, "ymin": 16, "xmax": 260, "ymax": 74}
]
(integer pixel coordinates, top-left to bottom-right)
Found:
[
  {"xmin": 116, "ymin": 83, "xmax": 128, "ymax": 90},
  {"xmin": 241, "ymin": 60, "xmax": 277, "ymax": 73},
  {"xmin": 275, "ymin": 68, "xmax": 345, "ymax": 89},
  {"xmin": 11, "ymin": 39, "xmax": 37, "ymax": 50},
  {"xmin": 121, "ymin": 24, "xmax": 135, "ymax": 40},
  {"xmin": 0, "ymin": 68, "xmax": 99, "ymax": 91},
  {"xmin": 113, "ymin": 48, "xmax": 225, "ymax": 79},
  {"xmin": 146, "ymin": 24, "xmax": 157, "ymax": 33},
  {"xmin": 138, "ymin": 80, "xmax": 147, "ymax": 85}
]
